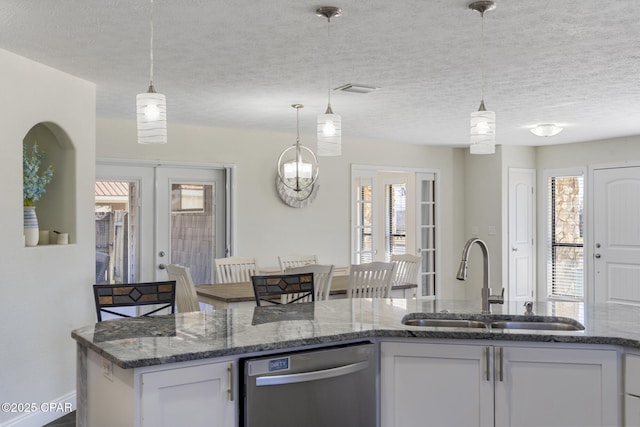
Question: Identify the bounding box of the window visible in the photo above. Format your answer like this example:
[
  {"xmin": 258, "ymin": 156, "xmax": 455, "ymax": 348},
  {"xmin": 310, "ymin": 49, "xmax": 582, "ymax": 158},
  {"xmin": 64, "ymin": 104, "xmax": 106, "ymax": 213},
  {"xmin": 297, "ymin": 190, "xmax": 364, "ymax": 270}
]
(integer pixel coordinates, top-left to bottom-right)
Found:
[
  {"xmin": 547, "ymin": 174, "xmax": 584, "ymax": 300},
  {"xmin": 353, "ymin": 176, "xmax": 374, "ymax": 264},
  {"xmin": 171, "ymin": 184, "xmax": 205, "ymax": 213},
  {"xmin": 385, "ymin": 183, "xmax": 407, "ymax": 259}
]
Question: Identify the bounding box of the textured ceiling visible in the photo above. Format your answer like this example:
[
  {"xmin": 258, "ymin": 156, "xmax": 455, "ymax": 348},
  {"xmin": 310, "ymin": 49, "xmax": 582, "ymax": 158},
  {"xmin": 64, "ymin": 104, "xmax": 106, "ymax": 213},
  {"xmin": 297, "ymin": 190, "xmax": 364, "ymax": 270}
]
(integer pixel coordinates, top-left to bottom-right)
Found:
[{"xmin": 2, "ymin": 0, "xmax": 640, "ymax": 148}]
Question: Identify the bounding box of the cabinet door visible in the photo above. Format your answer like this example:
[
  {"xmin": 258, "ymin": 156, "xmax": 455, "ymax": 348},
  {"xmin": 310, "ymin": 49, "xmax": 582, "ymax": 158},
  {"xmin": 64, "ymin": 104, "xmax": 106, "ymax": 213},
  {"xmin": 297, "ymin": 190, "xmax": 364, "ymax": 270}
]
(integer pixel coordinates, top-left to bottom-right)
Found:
[
  {"xmin": 494, "ymin": 346, "xmax": 619, "ymax": 427},
  {"xmin": 380, "ymin": 342, "xmax": 493, "ymax": 427},
  {"xmin": 140, "ymin": 361, "xmax": 234, "ymax": 427}
]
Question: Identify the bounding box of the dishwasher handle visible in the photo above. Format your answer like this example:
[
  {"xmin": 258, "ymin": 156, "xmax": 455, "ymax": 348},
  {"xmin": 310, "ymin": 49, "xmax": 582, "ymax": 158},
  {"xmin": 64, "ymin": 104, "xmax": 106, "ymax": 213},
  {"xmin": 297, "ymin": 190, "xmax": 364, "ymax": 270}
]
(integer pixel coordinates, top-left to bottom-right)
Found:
[{"xmin": 255, "ymin": 360, "xmax": 369, "ymax": 387}]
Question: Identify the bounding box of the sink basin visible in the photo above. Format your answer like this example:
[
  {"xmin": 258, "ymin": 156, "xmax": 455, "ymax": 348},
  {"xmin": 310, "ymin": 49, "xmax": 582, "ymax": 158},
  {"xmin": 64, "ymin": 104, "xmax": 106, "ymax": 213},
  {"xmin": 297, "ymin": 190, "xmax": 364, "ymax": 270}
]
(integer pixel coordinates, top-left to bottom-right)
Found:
[
  {"xmin": 401, "ymin": 313, "xmax": 585, "ymax": 331},
  {"xmin": 402, "ymin": 318, "xmax": 487, "ymax": 329},
  {"xmin": 489, "ymin": 320, "xmax": 584, "ymax": 331}
]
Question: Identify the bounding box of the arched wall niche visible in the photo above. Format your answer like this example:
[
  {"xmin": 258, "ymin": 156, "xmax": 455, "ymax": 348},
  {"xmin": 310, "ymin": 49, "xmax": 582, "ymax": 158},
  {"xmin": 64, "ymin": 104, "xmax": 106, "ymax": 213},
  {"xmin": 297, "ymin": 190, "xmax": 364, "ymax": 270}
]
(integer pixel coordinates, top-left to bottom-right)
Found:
[{"xmin": 23, "ymin": 122, "xmax": 76, "ymax": 244}]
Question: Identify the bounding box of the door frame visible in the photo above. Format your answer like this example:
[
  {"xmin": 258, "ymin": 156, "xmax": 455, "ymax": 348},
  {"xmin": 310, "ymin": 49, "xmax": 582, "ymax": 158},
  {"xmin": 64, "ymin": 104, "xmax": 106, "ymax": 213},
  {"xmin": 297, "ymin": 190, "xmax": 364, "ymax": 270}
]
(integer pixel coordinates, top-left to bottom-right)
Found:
[
  {"xmin": 96, "ymin": 158, "xmax": 236, "ymax": 281},
  {"xmin": 351, "ymin": 164, "xmax": 440, "ymax": 299}
]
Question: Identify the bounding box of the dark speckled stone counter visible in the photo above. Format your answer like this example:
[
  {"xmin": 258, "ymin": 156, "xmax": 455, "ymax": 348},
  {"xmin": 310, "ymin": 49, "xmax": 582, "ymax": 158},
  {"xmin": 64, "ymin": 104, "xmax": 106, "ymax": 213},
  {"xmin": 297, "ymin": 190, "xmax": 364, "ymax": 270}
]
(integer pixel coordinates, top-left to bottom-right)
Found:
[{"xmin": 71, "ymin": 298, "xmax": 640, "ymax": 369}]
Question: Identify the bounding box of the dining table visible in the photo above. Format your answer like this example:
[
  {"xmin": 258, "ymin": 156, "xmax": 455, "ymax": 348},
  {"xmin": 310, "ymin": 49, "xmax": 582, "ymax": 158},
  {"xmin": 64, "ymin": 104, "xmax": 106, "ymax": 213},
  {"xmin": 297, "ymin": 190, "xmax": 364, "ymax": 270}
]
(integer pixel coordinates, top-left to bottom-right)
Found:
[{"xmin": 195, "ymin": 274, "xmax": 417, "ymax": 310}]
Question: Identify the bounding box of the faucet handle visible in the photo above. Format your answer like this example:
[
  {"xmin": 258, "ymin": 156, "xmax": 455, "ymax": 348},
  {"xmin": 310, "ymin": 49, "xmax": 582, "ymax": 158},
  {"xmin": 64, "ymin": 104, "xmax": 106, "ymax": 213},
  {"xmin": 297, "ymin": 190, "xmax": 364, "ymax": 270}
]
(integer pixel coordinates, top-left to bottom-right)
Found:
[
  {"xmin": 524, "ymin": 301, "xmax": 534, "ymax": 315},
  {"xmin": 488, "ymin": 288, "xmax": 505, "ymax": 305}
]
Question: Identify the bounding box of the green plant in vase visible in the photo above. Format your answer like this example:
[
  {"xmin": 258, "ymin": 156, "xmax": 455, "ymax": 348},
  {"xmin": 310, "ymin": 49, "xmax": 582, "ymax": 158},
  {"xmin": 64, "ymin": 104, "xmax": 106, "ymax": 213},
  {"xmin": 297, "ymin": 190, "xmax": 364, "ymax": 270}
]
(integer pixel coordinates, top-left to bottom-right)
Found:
[
  {"xmin": 23, "ymin": 142, "xmax": 54, "ymax": 246},
  {"xmin": 23, "ymin": 141, "xmax": 54, "ymax": 207}
]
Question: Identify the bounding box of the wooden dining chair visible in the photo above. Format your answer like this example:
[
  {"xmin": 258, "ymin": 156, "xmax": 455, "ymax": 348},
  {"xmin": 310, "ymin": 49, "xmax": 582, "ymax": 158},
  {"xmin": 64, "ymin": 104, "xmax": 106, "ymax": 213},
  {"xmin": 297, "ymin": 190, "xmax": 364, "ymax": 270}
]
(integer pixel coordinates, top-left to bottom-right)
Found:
[
  {"xmin": 278, "ymin": 254, "xmax": 318, "ymax": 271},
  {"xmin": 166, "ymin": 264, "xmax": 201, "ymax": 312},
  {"xmin": 285, "ymin": 264, "xmax": 334, "ymax": 301},
  {"xmin": 391, "ymin": 254, "xmax": 421, "ymax": 285},
  {"xmin": 251, "ymin": 273, "xmax": 315, "ymax": 306},
  {"xmin": 93, "ymin": 281, "xmax": 176, "ymax": 322},
  {"xmin": 347, "ymin": 262, "xmax": 396, "ymax": 298},
  {"xmin": 214, "ymin": 256, "xmax": 259, "ymax": 284}
]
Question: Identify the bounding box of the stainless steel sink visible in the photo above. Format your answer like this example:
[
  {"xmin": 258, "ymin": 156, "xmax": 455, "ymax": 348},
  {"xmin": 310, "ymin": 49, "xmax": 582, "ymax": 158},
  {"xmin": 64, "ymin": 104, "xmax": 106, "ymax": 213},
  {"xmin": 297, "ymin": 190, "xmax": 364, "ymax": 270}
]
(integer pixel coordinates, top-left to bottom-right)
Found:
[
  {"xmin": 401, "ymin": 313, "xmax": 585, "ymax": 331},
  {"xmin": 402, "ymin": 318, "xmax": 487, "ymax": 328},
  {"xmin": 489, "ymin": 320, "xmax": 584, "ymax": 331}
]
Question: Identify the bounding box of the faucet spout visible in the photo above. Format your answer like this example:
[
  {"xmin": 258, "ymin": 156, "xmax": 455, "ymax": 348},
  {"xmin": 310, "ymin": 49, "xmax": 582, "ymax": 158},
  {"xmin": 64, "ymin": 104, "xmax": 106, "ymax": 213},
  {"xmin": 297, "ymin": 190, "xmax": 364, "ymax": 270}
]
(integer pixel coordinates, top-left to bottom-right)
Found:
[{"xmin": 456, "ymin": 237, "xmax": 503, "ymax": 314}]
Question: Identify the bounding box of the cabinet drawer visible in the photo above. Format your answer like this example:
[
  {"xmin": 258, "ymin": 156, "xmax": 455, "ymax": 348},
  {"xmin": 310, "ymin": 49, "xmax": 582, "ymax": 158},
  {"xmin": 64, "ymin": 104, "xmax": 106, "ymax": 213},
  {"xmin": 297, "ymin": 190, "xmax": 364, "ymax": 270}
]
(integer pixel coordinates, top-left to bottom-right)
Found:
[
  {"xmin": 626, "ymin": 395, "xmax": 640, "ymax": 427},
  {"xmin": 627, "ymin": 354, "xmax": 640, "ymax": 396}
]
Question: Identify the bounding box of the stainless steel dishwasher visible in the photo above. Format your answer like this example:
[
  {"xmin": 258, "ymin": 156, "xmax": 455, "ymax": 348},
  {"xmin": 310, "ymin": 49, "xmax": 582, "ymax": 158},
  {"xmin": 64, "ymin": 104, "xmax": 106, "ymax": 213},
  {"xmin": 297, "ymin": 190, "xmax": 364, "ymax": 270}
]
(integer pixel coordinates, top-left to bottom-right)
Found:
[{"xmin": 242, "ymin": 342, "xmax": 375, "ymax": 427}]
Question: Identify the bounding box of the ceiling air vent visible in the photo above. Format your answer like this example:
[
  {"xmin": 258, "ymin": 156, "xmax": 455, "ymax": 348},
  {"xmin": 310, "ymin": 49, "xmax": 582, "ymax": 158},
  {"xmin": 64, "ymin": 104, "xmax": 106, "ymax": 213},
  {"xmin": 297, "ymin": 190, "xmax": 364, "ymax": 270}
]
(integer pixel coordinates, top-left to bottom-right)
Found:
[{"xmin": 334, "ymin": 83, "xmax": 380, "ymax": 94}]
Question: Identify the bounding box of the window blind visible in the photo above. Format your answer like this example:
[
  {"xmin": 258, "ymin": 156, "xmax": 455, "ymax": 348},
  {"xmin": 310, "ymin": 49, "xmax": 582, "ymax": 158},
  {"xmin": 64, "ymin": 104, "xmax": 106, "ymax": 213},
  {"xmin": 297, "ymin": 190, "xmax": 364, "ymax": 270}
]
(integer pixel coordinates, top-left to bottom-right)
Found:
[{"xmin": 547, "ymin": 175, "xmax": 584, "ymax": 300}]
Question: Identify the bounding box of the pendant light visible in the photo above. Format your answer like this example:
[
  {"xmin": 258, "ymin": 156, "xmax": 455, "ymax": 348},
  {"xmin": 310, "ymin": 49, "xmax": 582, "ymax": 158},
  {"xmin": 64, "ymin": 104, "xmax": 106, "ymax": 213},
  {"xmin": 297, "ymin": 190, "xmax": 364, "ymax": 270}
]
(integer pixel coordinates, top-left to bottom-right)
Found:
[
  {"xmin": 137, "ymin": 0, "xmax": 167, "ymax": 144},
  {"xmin": 316, "ymin": 6, "xmax": 342, "ymax": 156},
  {"xmin": 277, "ymin": 104, "xmax": 319, "ymax": 192},
  {"xmin": 469, "ymin": 1, "xmax": 496, "ymax": 155}
]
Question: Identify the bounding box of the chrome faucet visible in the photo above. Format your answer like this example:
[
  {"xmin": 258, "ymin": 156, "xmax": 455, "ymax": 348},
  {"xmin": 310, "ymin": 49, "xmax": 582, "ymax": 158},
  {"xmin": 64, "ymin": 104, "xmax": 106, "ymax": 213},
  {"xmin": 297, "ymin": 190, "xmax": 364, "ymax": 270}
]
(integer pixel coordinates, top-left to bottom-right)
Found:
[{"xmin": 456, "ymin": 237, "xmax": 504, "ymax": 314}]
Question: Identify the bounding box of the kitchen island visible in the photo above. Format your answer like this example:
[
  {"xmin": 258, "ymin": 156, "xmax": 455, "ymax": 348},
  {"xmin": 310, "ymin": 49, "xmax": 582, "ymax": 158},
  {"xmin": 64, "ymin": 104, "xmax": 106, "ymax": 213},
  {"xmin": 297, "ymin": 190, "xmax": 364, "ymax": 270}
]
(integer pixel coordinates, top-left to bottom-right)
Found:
[{"xmin": 72, "ymin": 298, "xmax": 640, "ymax": 426}]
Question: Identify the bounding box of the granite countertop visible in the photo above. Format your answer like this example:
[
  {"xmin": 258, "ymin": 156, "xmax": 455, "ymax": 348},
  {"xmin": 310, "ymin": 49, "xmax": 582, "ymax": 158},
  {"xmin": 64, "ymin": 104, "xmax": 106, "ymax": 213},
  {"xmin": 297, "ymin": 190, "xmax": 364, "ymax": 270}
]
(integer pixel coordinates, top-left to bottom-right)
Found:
[{"xmin": 71, "ymin": 298, "xmax": 640, "ymax": 369}]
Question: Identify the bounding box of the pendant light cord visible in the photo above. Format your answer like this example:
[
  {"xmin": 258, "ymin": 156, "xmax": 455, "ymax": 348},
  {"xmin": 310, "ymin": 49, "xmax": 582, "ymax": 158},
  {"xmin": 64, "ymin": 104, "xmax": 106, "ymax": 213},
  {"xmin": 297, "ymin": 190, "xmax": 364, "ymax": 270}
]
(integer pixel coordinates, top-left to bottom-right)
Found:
[
  {"xmin": 480, "ymin": 11, "xmax": 486, "ymax": 103},
  {"xmin": 149, "ymin": 0, "xmax": 155, "ymax": 87},
  {"xmin": 326, "ymin": 16, "xmax": 333, "ymax": 111}
]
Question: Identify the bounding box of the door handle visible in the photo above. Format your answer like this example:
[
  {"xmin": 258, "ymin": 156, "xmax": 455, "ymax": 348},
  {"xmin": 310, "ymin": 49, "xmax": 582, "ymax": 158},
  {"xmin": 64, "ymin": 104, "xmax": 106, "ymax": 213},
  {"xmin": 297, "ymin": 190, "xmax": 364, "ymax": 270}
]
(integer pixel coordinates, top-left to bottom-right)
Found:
[
  {"xmin": 594, "ymin": 254, "xmax": 601, "ymax": 259},
  {"xmin": 512, "ymin": 247, "xmax": 518, "ymax": 252},
  {"xmin": 158, "ymin": 263, "xmax": 166, "ymax": 269},
  {"xmin": 495, "ymin": 347, "xmax": 504, "ymax": 382},
  {"xmin": 255, "ymin": 361, "xmax": 369, "ymax": 386}
]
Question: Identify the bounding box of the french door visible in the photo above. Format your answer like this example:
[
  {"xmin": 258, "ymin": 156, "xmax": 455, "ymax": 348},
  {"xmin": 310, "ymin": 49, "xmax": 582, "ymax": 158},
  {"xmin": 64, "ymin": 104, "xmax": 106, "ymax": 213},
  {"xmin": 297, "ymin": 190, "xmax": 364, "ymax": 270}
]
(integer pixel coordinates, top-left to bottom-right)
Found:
[
  {"xmin": 95, "ymin": 161, "xmax": 229, "ymax": 285},
  {"xmin": 351, "ymin": 166, "xmax": 438, "ymax": 298}
]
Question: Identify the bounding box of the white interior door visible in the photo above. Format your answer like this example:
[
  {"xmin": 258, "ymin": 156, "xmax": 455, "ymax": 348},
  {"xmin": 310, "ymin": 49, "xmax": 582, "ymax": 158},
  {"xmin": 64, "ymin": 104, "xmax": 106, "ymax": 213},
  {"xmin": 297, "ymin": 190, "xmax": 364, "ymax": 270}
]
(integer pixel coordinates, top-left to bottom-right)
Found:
[
  {"xmin": 593, "ymin": 166, "xmax": 640, "ymax": 304},
  {"xmin": 508, "ymin": 168, "xmax": 535, "ymax": 302}
]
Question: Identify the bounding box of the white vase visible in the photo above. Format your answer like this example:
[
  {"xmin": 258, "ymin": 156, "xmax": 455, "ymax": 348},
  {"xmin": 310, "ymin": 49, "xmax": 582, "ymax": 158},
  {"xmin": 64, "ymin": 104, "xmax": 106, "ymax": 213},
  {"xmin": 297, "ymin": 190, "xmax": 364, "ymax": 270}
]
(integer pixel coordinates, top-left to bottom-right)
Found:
[{"xmin": 23, "ymin": 206, "xmax": 39, "ymax": 247}]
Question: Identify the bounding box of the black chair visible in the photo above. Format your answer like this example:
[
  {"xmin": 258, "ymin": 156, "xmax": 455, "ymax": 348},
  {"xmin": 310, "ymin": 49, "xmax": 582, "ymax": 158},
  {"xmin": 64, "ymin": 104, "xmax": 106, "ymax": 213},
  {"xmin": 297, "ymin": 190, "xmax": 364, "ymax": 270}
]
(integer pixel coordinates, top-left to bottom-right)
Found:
[
  {"xmin": 251, "ymin": 273, "xmax": 315, "ymax": 306},
  {"xmin": 93, "ymin": 281, "xmax": 176, "ymax": 322}
]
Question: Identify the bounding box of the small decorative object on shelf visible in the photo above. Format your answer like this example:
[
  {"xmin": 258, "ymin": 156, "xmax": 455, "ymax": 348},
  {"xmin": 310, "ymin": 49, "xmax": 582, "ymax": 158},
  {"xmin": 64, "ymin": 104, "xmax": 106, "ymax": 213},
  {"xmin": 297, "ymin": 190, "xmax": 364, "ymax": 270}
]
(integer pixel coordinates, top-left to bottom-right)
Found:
[{"xmin": 23, "ymin": 141, "xmax": 54, "ymax": 246}]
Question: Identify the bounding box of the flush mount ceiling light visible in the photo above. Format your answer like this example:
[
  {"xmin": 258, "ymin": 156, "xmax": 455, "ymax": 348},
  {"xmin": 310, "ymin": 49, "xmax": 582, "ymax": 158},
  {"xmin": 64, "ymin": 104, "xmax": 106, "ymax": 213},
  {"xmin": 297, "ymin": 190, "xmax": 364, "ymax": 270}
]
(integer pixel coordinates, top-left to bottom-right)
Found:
[
  {"xmin": 136, "ymin": 0, "xmax": 167, "ymax": 144},
  {"xmin": 316, "ymin": 6, "xmax": 343, "ymax": 156},
  {"xmin": 469, "ymin": 1, "xmax": 496, "ymax": 155},
  {"xmin": 276, "ymin": 104, "xmax": 319, "ymax": 206},
  {"xmin": 530, "ymin": 124, "xmax": 564, "ymax": 137}
]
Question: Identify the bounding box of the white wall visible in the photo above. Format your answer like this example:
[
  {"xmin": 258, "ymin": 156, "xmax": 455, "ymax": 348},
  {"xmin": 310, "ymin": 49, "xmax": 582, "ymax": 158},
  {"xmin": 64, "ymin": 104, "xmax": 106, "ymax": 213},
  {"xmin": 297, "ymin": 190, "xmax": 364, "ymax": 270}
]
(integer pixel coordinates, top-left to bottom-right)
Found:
[
  {"xmin": 0, "ymin": 49, "xmax": 96, "ymax": 425},
  {"xmin": 96, "ymin": 118, "xmax": 467, "ymax": 297}
]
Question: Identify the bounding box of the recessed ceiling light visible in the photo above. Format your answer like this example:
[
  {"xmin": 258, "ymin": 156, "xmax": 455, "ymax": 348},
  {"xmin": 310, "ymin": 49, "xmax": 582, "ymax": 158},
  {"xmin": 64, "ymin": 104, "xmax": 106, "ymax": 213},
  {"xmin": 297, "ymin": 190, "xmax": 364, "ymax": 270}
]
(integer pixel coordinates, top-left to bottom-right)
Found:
[
  {"xmin": 334, "ymin": 83, "xmax": 380, "ymax": 94},
  {"xmin": 530, "ymin": 124, "xmax": 563, "ymax": 137}
]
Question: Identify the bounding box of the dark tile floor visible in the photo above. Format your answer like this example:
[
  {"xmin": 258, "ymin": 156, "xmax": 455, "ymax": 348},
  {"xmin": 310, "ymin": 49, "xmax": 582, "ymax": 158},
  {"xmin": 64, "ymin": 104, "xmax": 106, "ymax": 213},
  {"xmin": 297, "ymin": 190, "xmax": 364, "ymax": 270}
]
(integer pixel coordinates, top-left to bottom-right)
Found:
[{"xmin": 42, "ymin": 410, "xmax": 75, "ymax": 427}]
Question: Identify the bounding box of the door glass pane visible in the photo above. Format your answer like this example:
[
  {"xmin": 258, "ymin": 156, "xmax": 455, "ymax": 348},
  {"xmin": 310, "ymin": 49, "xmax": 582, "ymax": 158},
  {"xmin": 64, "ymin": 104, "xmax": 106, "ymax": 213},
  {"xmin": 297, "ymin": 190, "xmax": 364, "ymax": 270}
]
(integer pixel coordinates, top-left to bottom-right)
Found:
[
  {"xmin": 419, "ymin": 178, "xmax": 436, "ymax": 296},
  {"xmin": 95, "ymin": 180, "xmax": 138, "ymax": 284},
  {"xmin": 547, "ymin": 175, "xmax": 584, "ymax": 300},
  {"xmin": 384, "ymin": 184, "xmax": 407, "ymax": 260},
  {"xmin": 170, "ymin": 183, "xmax": 214, "ymax": 285},
  {"xmin": 354, "ymin": 177, "xmax": 374, "ymax": 263}
]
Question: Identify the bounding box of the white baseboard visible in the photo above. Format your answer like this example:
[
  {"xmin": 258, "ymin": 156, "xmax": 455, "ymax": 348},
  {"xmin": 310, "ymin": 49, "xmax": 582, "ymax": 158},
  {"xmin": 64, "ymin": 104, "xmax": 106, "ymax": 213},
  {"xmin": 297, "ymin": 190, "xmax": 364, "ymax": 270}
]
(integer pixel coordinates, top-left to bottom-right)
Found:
[{"xmin": 0, "ymin": 391, "xmax": 75, "ymax": 427}]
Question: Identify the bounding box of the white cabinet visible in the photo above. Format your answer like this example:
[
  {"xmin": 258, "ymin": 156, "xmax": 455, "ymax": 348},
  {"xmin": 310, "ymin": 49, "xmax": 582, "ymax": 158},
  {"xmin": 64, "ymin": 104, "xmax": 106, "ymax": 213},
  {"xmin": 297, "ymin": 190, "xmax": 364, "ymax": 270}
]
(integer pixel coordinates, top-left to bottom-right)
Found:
[
  {"xmin": 381, "ymin": 341, "xmax": 619, "ymax": 427},
  {"xmin": 140, "ymin": 361, "xmax": 235, "ymax": 427},
  {"xmin": 85, "ymin": 349, "xmax": 235, "ymax": 427},
  {"xmin": 625, "ymin": 353, "xmax": 640, "ymax": 426},
  {"xmin": 380, "ymin": 342, "xmax": 493, "ymax": 426}
]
